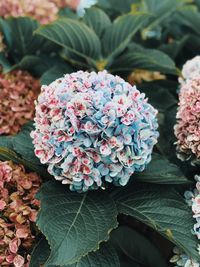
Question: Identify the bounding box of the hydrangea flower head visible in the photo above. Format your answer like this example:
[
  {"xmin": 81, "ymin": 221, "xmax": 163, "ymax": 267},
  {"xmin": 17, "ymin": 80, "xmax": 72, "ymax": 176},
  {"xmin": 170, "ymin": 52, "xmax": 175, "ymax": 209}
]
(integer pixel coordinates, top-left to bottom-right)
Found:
[
  {"xmin": 171, "ymin": 175, "xmax": 200, "ymax": 266},
  {"xmin": 174, "ymin": 78, "xmax": 200, "ymax": 164},
  {"xmin": 0, "ymin": 161, "xmax": 41, "ymax": 267},
  {"xmin": 179, "ymin": 56, "xmax": 200, "ymax": 85},
  {"xmin": 0, "ymin": 70, "xmax": 40, "ymax": 136},
  {"xmin": 31, "ymin": 71, "xmax": 159, "ymax": 192},
  {"xmin": 185, "ymin": 175, "xmax": 200, "ymax": 243},
  {"xmin": 0, "ymin": 0, "xmax": 58, "ymax": 24}
]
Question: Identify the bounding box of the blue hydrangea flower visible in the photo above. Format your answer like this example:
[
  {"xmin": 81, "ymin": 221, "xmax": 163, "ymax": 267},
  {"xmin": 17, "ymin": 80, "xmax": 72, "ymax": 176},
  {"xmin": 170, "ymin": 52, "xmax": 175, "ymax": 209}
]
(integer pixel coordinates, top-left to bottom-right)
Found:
[{"xmin": 31, "ymin": 71, "xmax": 159, "ymax": 192}]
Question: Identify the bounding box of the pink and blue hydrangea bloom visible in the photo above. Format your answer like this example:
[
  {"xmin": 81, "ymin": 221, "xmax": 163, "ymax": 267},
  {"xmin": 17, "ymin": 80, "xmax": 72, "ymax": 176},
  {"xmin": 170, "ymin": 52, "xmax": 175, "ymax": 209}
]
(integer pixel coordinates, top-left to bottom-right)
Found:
[
  {"xmin": 185, "ymin": 175, "xmax": 200, "ymax": 242},
  {"xmin": 31, "ymin": 71, "xmax": 159, "ymax": 192}
]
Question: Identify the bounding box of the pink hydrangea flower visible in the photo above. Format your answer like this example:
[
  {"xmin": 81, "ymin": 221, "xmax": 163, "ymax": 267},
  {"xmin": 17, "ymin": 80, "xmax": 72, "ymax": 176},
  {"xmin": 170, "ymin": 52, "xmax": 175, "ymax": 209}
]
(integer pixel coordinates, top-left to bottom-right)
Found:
[
  {"xmin": 0, "ymin": 161, "xmax": 41, "ymax": 266},
  {"xmin": 0, "ymin": 0, "xmax": 58, "ymax": 24},
  {"xmin": 179, "ymin": 56, "xmax": 200, "ymax": 85},
  {"xmin": 0, "ymin": 70, "xmax": 40, "ymax": 136},
  {"xmin": 31, "ymin": 70, "xmax": 159, "ymax": 192},
  {"xmin": 174, "ymin": 78, "xmax": 200, "ymax": 164}
]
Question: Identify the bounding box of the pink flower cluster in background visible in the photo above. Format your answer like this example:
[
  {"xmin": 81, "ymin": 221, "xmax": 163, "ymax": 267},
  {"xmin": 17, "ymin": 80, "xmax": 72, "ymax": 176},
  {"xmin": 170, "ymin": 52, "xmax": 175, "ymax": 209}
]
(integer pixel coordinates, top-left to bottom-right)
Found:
[
  {"xmin": 0, "ymin": 70, "xmax": 40, "ymax": 136},
  {"xmin": 174, "ymin": 78, "xmax": 200, "ymax": 164},
  {"xmin": 0, "ymin": 0, "xmax": 58, "ymax": 24},
  {"xmin": 179, "ymin": 56, "xmax": 200, "ymax": 85},
  {"xmin": 0, "ymin": 0, "xmax": 97, "ymax": 23},
  {"xmin": 0, "ymin": 161, "xmax": 41, "ymax": 267},
  {"xmin": 31, "ymin": 70, "xmax": 158, "ymax": 192}
]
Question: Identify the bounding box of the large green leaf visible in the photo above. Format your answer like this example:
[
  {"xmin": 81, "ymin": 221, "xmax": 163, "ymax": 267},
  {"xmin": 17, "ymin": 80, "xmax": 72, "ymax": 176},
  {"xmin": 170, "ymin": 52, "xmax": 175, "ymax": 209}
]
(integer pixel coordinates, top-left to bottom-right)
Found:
[
  {"xmin": 67, "ymin": 243, "xmax": 120, "ymax": 267},
  {"xmin": 1, "ymin": 18, "xmax": 42, "ymax": 61},
  {"xmin": 0, "ymin": 122, "xmax": 39, "ymax": 164},
  {"xmin": 141, "ymin": 0, "xmax": 188, "ymax": 39},
  {"xmin": 114, "ymin": 184, "xmax": 199, "ymax": 260},
  {"xmin": 110, "ymin": 226, "xmax": 168, "ymax": 267},
  {"xmin": 30, "ymin": 238, "xmax": 50, "ymax": 267},
  {"xmin": 36, "ymin": 181, "xmax": 118, "ymax": 266},
  {"xmin": 102, "ymin": 13, "xmax": 150, "ymax": 59},
  {"xmin": 134, "ymin": 153, "xmax": 190, "ymax": 184},
  {"xmin": 83, "ymin": 7, "xmax": 111, "ymax": 38},
  {"xmin": 0, "ymin": 52, "xmax": 12, "ymax": 73},
  {"xmin": 177, "ymin": 7, "xmax": 200, "ymax": 35},
  {"xmin": 159, "ymin": 36, "xmax": 189, "ymax": 59},
  {"xmin": 109, "ymin": 46, "xmax": 177, "ymax": 74},
  {"xmin": 35, "ymin": 18, "xmax": 101, "ymax": 64},
  {"xmin": 30, "ymin": 237, "xmax": 120, "ymax": 267},
  {"xmin": 10, "ymin": 122, "xmax": 39, "ymax": 163}
]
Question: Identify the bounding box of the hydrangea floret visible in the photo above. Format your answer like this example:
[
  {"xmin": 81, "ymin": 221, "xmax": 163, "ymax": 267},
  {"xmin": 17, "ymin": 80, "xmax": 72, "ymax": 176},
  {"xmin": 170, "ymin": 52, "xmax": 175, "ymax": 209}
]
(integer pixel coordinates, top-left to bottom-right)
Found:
[
  {"xmin": 0, "ymin": 70, "xmax": 40, "ymax": 136},
  {"xmin": 31, "ymin": 70, "xmax": 159, "ymax": 192},
  {"xmin": 174, "ymin": 78, "xmax": 200, "ymax": 165},
  {"xmin": 0, "ymin": 161, "xmax": 41, "ymax": 267}
]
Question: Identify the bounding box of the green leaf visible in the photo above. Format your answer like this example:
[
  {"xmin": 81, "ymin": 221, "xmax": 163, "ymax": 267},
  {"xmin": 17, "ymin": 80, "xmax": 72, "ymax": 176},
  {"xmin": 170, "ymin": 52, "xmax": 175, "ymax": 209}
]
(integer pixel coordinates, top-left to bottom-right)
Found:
[
  {"xmin": 109, "ymin": 46, "xmax": 177, "ymax": 74},
  {"xmin": 30, "ymin": 237, "xmax": 120, "ymax": 267},
  {"xmin": 0, "ymin": 123, "xmax": 50, "ymax": 177},
  {"xmin": 3, "ymin": 17, "xmax": 40, "ymax": 60},
  {"xmin": 35, "ymin": 18, "xmax": 101, "ymax": 64},
  {"xmin": 114, "ymin": 184, "xmax": 199, "ymax": 260},
  {"xmin": 67, "ymin": 243, "xmax": 120, "ymax": 267},
  {"xmin": 0, "ymin": 52, "xmax": 12, "ymax": 73},
  {"xmin": 83, "ymin": 7, "xmax": 111, "ymax": 38},
  {"xmin": 30, "ymin": 238, "xmax": 50, "ymax": 267},
  {"xmin": 177, "ymin": 8, "xmax": 200, "ymax": 35},
  {"xmin": 141, "ymin": 0, "xmax": 188, "ymax": 38},
  {"xmin": 159, "ymin": 36, "xmax": 189, "ymax": 59},
  {"xmin": 11, "ymin": 55, "xmax": 42, "ymax": 73},
  {"xmin": 103, "ymin": 13, "xmax": 150, "ymax": 59},
  {"xmin": 134, "ymin": 153, "xmax": 190, "ymax": 184},
  {"xmin": 11, "ymin": 122, "xmax": 39, "ymax": 163},
  {"xmin": 36, "ymin": 181, "xmax": 118, "ymax": 266},
  {"xmin": 0, "ymin": 122, "xmax": 39, "ymax": 165},
  {"xmin": 138, "ymin": 80, "xmax": 177, "ymax": 112},
  {"xmin": 110, "ymin": 226, "xmax": 168, "ymax": 267}
]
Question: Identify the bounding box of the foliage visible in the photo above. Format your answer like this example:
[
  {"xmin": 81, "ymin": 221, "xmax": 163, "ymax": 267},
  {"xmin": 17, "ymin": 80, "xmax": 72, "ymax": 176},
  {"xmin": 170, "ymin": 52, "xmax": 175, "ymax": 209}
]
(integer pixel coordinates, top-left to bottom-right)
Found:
[{"xmin": 0, "ymin": 0, "xmax": 200, "ymax": 266}]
